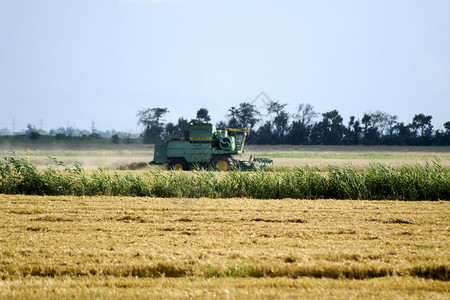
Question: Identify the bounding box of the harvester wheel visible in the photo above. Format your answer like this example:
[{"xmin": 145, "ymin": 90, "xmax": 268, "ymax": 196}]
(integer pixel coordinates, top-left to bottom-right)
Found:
[
  {"xmin": 170, "ymin": 159, "xmax": 188, "ymax": 171},
  {"xmin": 213, "ymin": 156, "xmax": 234, "ymax": 171}
]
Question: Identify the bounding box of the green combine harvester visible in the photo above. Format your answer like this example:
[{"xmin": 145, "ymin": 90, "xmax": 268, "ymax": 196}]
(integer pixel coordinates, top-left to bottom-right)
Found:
[{"xmin": 151, "ymin": 123, "xmax": 273, "ymax": 171}]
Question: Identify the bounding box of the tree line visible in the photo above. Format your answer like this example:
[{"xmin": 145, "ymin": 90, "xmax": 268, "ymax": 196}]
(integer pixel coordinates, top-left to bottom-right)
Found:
[{"xmin": 137, "ymin": 102, "xmax": 450, "ymax": 146}]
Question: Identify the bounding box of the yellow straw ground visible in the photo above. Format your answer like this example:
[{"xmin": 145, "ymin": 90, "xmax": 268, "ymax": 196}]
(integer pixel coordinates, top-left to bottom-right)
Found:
[{"xmin": 0, "ymin": 195, "xmax": 448, "ymax": 298}]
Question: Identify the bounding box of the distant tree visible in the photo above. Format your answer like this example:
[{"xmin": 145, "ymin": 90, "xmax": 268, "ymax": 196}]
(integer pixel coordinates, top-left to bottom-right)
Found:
[
  {"xmin": 164, "ymin": 122, "xmax": 178, "ymax": 138},
  {"xmin": 410, "ymin": 114, "xmax": 434, "ymax": 145},
  {"xmin": 287, "ymin": 103, "xmax": 319, "ymax": 144},
  {"xmin": 393, "ymin": 122, "xmax": 411, "ymax": 145},
  {"xmin": 411, "ymin": 114, "xmax": 433, "ymax": 137},
  {"xmin": 309, "ymin": 122, "xmax": 321, "ymax": 145},
  {"xmin": 227, "ymin": 102, "xmax": 261, "ymax": 143},
  {"xmin": 293, "ymin": 103, "xmax": 319, "ymax": 128},
  {"xmin": 254, "ymin": 121, "xmax": 274, "ymax": 144},
  {"xmin": 385, "ymin": 113, "xmax": 398, "ymax": 137},
  {"xmin": 439, "ymin": 121, "xmax": 450, "ymax": 145},
  {"xmin": 137, "ymin": 107, "xmax": 169, "ymax": 143},
  {"xmin": 125, "ymin": 134, "xmax": 131, "ymax": 144},
  {"xmin": 370, "ymin": 111, "xmax": 396, "ymax": 135},
  {"xmin": 361, "ymin": 113, "xmax": 379, "ymax": 145},
  {"xmin": 0, "ymin": 128, "xmax": 11, "ymax": 136},
  {"xmin": 30, "ymin": 131, "xmax": 40, "ymax": 140},
  {"xmin": 192, "ymin": 108, "xmax": 211, "ymax": 123},
  {"xmin": 227, "ymin": 107, "xmax": 240, "ymax": 129},
  {"xmin": 89, "ymin": 133, "xmax": 101, "ymax": 139},
  {"xmin": 286, "ymin": 121, "xmax": 309, "ymax": 144},
  {"xmin": 177, "ymin": 117, "xmax": 190, "ymax": 132},
  {"xmin": 56, "ymin": 127, "xmax": 66, "ymax": 135},
  {"xmin": 163, "ymin": 117, "xmax": 190, "ymax": 140},
  {"xmin": 25, "ymin": 124, "xmax": 36, "ymax": 135},
  {"xmin": 266, "ymin": 100, "xmax": 289, "ymax": 142},
  {"xmin": 227, "ymin": 102, "xmax": 260, "ymax": 131},
  {"xmin": 318, "ymin": 110, "xmax": 346, "ymax": 145},
  {"xmin": 55, "ymin": 133, "xmax": 67, "ymax": 140},
  {"xmin": 216, "ymin": 121, "xmax": 227, "ymax": 131},
  {"xmin": 444, "ymin": 121, "xmax": 450, "ymax": 133},
  {"xmin": 343, "ymin": 116, "xmax": 361, "ymax": 145},
  {"xmin": 112, "ymin": 134, "xmax": 120, "ymax": 144},
  {"xmin": 361, "ymin": 111, "xmax": 398, "ymax": 144}
]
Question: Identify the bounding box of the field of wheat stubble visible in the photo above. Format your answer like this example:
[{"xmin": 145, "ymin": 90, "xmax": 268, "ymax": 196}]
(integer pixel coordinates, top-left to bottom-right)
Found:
[
  {"xmin": 1, "ymin": 144, "xmax": 449, "ymax": 170},
  {"xmin": 0, "ymin": 195, "xmax": 448, "ymax": 299}
]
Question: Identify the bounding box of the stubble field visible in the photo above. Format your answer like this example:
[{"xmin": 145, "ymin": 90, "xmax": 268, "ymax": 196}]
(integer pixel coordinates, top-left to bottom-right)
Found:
[
  {"xmin": 0, "ymin": 195, "xmax": 448, "ymax": 299},
  {"xmin": 0, "ymin": 145, "xmax": 449, "ymax": 298},
  {"xmin": 1, "ymin": 144, "xmax": 449, "ymax": 170}
]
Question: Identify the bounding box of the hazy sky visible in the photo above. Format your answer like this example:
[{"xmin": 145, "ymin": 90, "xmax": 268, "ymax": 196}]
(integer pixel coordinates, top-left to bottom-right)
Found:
[{"xmin": 1, "ymin": 0, "xmax": 449, "ymax": 133}]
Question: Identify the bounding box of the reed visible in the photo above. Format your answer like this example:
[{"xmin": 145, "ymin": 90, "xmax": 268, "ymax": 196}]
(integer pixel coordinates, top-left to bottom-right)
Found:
[{"xmin": 1, "ymin": 152, "xmax": 448, "ymax": 200}]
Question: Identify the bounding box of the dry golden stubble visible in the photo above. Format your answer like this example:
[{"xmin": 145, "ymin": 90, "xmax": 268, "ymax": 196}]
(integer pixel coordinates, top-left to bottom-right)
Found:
[
  {"xmin": 0, "ymin": 277, "xmax": 449, "ymax": 299},
  {"xmin": 0, "ymin": 195, "xmax": 448, "ymax": 298},
  {"xmin": 6, "ymin": 145, "xmax": 449, "ymax": 170}
]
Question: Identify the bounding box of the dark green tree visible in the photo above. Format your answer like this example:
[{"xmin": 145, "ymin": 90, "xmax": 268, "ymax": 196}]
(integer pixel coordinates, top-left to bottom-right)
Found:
[
  {"xmin": 411, "ymin": 114, "xmax": 433, "ymax": 137},
  {"xmin": 361, "ymin": 113, "xmax": 380, "ymax": 145},
  {"xmin": 227, "ymin": 106, "xmax": 240, "ymax": 129},
  {"xmin": 164, "ymin": 117, "xmax": 189, "ymax": 140},
  {"xmin": 30, "ymin": 131, "xmax": 40, "ymax": 140},
  {"xmin": 227, "ymin": 102, "xmax": 260, "ymax": 131},
  {"xmin": 254, "ymin": 121, "xmax": 274, "ymax": 144},
  {"xmin": 440, "ymin": 121, "xmax": 450, "ymax": 145},
  {"xmin": 25, "ymin": 124, "xmax": 36, "ymax": 135},
  {"xmin": 287, "ymin": 103, "xmax": 318, "ymax": 144},
  {"xmin": 193, "ymin": 108, "xmax": 211, "ymax": 123},
  {"xmin": 393, "ymin": 122, "xmax": 411, "ymax": 145},
  {"xmin": 294, "ymin": 103, "xmax": 318, "ymax": 127},
  {"xmin": 343, "ymin": 116, "xmax": 361, "ymax": 145},
  {"xmin": 112, "ymin": 134, "xmax": 120, "ymax": 144},
  {"xmin": 361, "ymin": 111, "xmax": 398, "ymax": 145},
  {"xmin": 410, "ymin": 114, "xmax": 434, "ymax": 145},
  {"xmin": 216, "ymin": 121, "xmax": 227, "ymax": 131},
  {"xmin": 137, "ymin": 107, "xmax": 169, "ymax": 143},
  {"xmin": 444, "ymin": 121, "xmax": 450, "ymax": 133},
  {"xmin": 164, "ymin": 122, "xmax": 178, "ymax": 139},
  {"xmin": 287, "ymin": 121, "xmax": 309, "ymax": 144},
  {"xmin": 266, "ymin": 100, "xmax": 289, "ymax": 142},
  {"xmin": 318, "ymin": 110, "xmax": 346, "ymax": 145}
]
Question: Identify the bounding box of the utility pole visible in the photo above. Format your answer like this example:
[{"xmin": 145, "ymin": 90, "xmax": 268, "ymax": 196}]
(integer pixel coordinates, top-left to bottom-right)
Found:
[
  {"xmin": 91, "ymin": 119, "xmax": 97, "ymax": 134},
  {"xmin": 12, "ymin": 118, "xmax": 15, "ymax": 135}
]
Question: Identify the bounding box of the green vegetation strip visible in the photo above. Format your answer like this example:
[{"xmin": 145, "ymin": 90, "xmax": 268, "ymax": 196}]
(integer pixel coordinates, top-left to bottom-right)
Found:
[
  {"xmin": 1, "ymin": 153, "xmax": 449, "ymax": 200},
  {"xmin": 0, "ymin": 263, "xmax": 447, "ymax": 281}
]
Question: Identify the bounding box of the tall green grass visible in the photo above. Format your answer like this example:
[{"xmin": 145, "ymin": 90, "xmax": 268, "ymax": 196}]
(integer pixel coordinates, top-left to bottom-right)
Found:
[{"xmin": 1, "ymin": 152, "xmax": 448, "ymax": 200}]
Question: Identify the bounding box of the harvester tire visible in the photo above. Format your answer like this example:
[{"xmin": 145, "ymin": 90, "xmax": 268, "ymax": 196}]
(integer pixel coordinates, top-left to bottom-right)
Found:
[
  {"xmin": 170, "ymin": 158, "xmax": 188, "ymax": 171},
  {"xmin": 213, "ymin": 155, "xmax": 234, "ymax": 171}
]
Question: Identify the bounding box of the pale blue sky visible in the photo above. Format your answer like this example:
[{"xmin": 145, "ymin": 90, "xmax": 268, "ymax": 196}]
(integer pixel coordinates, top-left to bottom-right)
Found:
[{"xmin": 1, "ymin": 0, "xmax": 449, "ymax": 133}]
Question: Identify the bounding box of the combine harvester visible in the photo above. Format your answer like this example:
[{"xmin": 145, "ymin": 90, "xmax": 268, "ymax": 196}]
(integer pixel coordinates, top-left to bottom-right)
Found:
[{"xmin": 151, "ymin": 123, "xmax": 272, "ymax": 171}]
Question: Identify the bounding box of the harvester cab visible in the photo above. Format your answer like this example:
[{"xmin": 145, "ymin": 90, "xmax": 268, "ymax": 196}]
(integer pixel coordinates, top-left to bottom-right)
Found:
[{"xmin": 152, "ymin": 123, "xmax": 272, "ymax": 171}]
